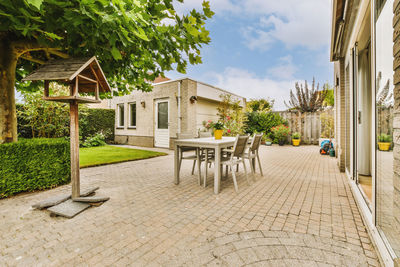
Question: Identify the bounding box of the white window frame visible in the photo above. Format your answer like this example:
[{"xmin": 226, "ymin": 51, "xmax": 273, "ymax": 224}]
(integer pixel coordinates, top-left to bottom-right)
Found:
[
  {"xmin": 128, "ymin": 102, "xmax": 137, "ymax": 129},
  {"xmin": 117, "ymin": 103, "xmax": 125, "ymax": 128}
]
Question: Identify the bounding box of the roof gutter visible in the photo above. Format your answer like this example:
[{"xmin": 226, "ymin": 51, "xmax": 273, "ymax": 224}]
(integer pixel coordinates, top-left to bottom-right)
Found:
[{"xmin": 331, "ymin": 0, "xmax": 349, "ymax": 61}]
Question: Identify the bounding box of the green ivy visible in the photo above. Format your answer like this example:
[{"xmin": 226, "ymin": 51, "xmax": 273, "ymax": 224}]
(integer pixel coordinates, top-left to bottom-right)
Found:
[{"xmin": 0, "ymin": 138, "xmax": 70, "ymax": 198}]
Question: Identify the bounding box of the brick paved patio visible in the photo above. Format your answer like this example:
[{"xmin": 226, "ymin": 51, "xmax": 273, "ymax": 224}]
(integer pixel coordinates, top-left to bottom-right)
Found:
[{"xmin": 0, "ymin": 145, "xmax": 380, "ymax": 266}]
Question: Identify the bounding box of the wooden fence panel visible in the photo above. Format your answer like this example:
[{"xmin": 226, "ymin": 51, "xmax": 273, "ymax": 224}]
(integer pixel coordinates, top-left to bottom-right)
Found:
[{"xmin": 275, "ymin": 109, "xmax": 334, "ymax": 145}]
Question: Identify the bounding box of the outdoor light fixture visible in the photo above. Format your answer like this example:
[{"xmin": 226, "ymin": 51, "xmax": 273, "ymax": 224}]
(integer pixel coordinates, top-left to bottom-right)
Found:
[
  {"xmin": 141, "ymin": 100, "xmax": 145, "ymax": 108},
  {"xmin": 190, "ymin": 95, "xmax": 197, "ymax": 104}
]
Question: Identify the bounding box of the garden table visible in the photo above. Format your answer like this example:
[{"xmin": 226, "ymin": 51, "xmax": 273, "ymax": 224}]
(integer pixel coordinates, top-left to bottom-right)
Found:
[{"xmin": 174, "ymin": 137, "xmax": 236, "ymax": 194}]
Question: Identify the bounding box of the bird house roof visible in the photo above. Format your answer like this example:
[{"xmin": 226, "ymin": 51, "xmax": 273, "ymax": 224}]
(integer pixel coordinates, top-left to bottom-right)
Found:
[{"xmin": 22, "ymin": 56, "xmax": 111, "ymax": 93}]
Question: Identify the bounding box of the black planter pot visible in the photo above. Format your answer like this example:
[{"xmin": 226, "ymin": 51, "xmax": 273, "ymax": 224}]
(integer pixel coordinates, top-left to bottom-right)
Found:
[{"xmin": 278, "ymin": 139, "xmax": 285, "ymax": 146}]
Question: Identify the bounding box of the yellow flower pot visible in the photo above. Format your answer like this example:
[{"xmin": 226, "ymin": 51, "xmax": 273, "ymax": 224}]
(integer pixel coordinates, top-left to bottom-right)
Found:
[
  {"xmin": 214, "ymin": 129, "xmax": 223, "ymax": 140},
  {"xmin": 292, "ymin": 139, "xmax": 300, "ymax": 146},
  {"xmin": 378, "ymin": 142, "xmax": 391, "ymax": 151}
]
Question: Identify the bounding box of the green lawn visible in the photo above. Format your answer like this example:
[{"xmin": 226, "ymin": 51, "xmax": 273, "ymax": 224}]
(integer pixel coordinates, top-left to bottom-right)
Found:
[{"xmin": 79, "ymin": 145, "xmax": 167, "ymax": 168}]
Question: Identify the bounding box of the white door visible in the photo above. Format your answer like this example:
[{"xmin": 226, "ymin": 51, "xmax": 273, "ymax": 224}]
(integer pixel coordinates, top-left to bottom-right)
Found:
[{"xmin": 154, "ymin": 99, "xmax": 169, "ymax": 148}]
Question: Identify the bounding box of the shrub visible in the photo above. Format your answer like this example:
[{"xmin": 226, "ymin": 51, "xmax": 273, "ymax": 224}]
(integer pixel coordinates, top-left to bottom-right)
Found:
[
  {"xmin": 217, "ymin": 94, "xmax": 246, "ymax": 136},
  {"xmin": 0, "ymin": 138, "xmax": 70, "ymax": 198},
  {"xmin": 81, "ymin": 132, "xmax": 107, "ymax": 148},
  {"xmin": 271, "ymin": 125, "xmax": 291, "ymax": 142},
  {"xmin": 245, "ymin": 111, "xmax": 287, "ymax": 136},
  {"xmin": 378, "ymin": 134, "xmax": 392, "ymax": 143},
  {"xmin": 80, "ymin": 108, "xmax": 115, "ymax": 142},
  {"xmin": 17, "ymin": 99, "xmax": 115, "ymax": 143}
]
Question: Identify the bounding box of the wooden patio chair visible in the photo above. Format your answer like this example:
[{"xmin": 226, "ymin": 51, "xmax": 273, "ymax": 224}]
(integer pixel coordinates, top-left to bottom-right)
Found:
[
  {"xmin": 243, "ymin": 133, "xmax": 264, "ymax": 177},
  {"xmin": 206, "ymin": 135, "xmax": 250, "ymax": 192}
]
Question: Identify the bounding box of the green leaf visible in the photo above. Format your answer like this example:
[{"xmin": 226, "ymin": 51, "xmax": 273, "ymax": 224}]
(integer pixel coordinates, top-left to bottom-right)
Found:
[
  {"xmin": 111, "ymin": 46, "xmax": 122, "ymax": 60},
  {"xmin": 27, "ymin": 0, "xmax": 43, "ymax": 10},
  {"xmin": 133, "ymin": 27, "xmax": 149, "ymax": 41}
]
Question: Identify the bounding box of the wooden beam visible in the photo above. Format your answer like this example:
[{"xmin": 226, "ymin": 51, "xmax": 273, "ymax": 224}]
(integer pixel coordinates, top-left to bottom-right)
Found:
[
  {"xmin": 95, "ymin": 82, "xmax": 99, "ymax": 100},
  {"xmin": 89, "ymin": 64, "xmax": 105, "ymax": 92},
  {"xmin": 70, "ymin": 101, "xmax": 80, "ymax": 199},
  {"xmin": 44, "ymin": 81, "xmax": 49, "ymax": 97},
  {"xmin": 20, "ymin": 55, "xmax": 45, "ymax": 65},
  {"xmin": 73, "ymin": 76, "xmax": 79, "ymax": 96},
  {"xmin": 78, "ymin": 74, "xmax": 97, "ymax": 83}
]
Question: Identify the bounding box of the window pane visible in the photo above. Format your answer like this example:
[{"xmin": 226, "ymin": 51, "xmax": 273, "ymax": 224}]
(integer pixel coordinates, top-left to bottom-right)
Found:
[
  {"xmin": 119, "ymin": 105, "xmax": 124, "ymax": 126},
  {"xmin": 130, "ymin": 103, "xmax": 136, "ymax": 127},
  {"xmin": 375, "ymin": 0, "xmax": 400, "ymax": 257},
  {"xmin": 157, "ymin": 102, "xmax": 168, "ymax": 129}
]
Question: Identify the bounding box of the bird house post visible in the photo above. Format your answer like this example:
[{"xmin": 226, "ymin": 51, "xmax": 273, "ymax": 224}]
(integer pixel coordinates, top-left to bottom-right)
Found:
[{"xmin": 23, "ymin": 57, "xmax": 111, "ymax": 199}]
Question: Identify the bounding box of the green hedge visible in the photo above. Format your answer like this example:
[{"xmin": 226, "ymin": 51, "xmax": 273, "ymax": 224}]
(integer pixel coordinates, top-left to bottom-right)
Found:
[
  {"xmin": 80, "ymin": 108, "xmax": 115, "ymax": 142},
  {"xmin": 17, "ymin": 105, "xmax": 115, "ymax": 142},
  {"xmin": 0, "ymin": 138, "xmax": 70, "ymax": 198}
]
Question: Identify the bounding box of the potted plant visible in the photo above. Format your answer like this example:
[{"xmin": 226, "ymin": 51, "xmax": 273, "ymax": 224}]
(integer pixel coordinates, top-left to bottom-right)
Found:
[
  {"xmin": 265, "ymin": 137, "xmax": 272, "ymax": 146},
  {"xmin": 272, "ymin": 124, "xmax": 290, "ymax": 146},
  {"xmin": 212, "ymin": 121, "xmax": 224, "ymax": 140},
  {"xmin": 292, "ymin": 132, "xmax": 301, "ymax": 146},
  {"xmin": 378, "ymin": 133, "xmax": 392, "ymax": 151}
]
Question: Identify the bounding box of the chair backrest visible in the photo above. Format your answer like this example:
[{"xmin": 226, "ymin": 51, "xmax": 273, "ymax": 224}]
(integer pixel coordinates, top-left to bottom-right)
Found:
[
  {"xmin": 199, "ymin": 131, "xmax": 212, "ymax": 138},
  {"xmin": 177, "ymin": 133, "xmax": 195, "ymax": 139},
  {"xmin": 250, "ymin": 134, "xmax": 263, "ymax": 152},
  {"xmin": 232, "ymin": 135, "xmax": 249, "ymax": 157}
]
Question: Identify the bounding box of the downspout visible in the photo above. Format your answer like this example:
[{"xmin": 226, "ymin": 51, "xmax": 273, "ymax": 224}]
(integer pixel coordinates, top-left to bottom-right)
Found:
[{"xmin": 177, "ymin": 80, "xmax": 182, "ymax": 134}]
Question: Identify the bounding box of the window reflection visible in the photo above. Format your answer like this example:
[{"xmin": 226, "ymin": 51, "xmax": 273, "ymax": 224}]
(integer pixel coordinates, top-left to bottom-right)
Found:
[{"xmin": 375, "ymin": 0, "xmax": 400, "ymax": 257}]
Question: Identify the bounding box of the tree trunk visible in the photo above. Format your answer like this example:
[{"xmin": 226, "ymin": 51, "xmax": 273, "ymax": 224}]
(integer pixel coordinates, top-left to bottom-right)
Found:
[{"xmin": 0, "ymin": 40, "xmax": 18, "ymax": 143}]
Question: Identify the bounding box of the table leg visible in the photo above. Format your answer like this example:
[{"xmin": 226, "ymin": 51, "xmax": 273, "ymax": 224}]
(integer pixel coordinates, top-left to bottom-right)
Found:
[
  {"xmin": 214, "ymin": 147, "xmax": 221, "ymax": 194},
  {"xmin": 174, "ymin": 144, "xmax": 180, "ymax": 185},
  {"xmin": 204, "ymin": 149, "xmax": 208, "ymax": 187},
  {"xmin": 196, "ymin": 148, "xmax": 202, "ymax": 185}
]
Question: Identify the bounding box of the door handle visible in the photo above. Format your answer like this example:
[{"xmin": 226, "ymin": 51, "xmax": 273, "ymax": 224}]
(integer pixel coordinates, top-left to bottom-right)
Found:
[{"xmin": 358, "ymin": 111, "xmax": 361, "ymax": 124}]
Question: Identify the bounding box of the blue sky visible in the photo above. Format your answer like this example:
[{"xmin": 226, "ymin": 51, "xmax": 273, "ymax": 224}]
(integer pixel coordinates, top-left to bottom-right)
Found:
[{"xmin": 167, "ymin": 0, "xmax": 333, "ymax": 110}]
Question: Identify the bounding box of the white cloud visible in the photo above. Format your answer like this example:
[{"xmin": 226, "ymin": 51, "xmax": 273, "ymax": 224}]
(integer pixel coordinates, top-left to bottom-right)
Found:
[
  {"xmin": 241, "ymin": 0, "xmax": 331, "ymax": 50},
  {"xmin": 211, "ymin": 67, "xmax": 299, "ymax": 111},
  {"xmin": 267, "ymin": 55, "xmax": 297, "ymax": 80},
  {"xmin": 175, "ymin": 0, "xmax": 331, "ymax": 50}
]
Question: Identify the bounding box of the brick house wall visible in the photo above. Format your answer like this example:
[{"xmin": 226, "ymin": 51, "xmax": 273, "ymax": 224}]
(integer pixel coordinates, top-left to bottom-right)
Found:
[{"xmin": 111, "ymin": 78, "xmax": 246, "ymax": 149}]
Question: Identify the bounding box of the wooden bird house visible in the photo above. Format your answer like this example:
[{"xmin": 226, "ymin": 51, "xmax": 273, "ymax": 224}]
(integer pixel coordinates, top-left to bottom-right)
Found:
[{"xmin": 23, "ymin": 56, "xmax": 111, "ymax": 200}]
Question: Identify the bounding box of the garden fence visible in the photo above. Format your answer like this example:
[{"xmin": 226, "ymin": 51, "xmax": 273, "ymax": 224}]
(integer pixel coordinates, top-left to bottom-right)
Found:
[{"xmin": 275, "ymin": 109, "xmax": 335, "ymax": 145}]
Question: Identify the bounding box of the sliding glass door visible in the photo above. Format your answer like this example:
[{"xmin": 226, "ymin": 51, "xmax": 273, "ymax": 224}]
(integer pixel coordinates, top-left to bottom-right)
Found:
[{"xmin": 375, "ymin": 0, "xmax": 400, "ymax": 258}]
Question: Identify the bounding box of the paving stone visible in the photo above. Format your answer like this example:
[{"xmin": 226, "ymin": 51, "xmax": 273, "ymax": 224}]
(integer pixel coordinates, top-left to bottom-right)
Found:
[
  {"xmin": 47, "ymin": 199, "xmax": 90, "ymax": 218},
  {"xmin": 0, "ymin": 146, "xmax": 381, "ymax": 266},
  {"xmin": 72, "ymin": 196, "xmax": 110, "ymax": 203},
  {"xmin": 32, "ymin": 193, "xmax": 71, "ymax": 209}
]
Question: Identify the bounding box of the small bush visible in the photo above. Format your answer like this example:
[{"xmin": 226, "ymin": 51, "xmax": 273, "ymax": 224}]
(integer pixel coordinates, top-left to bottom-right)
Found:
[
  {"xmin": 81, "ymin": 132, "xmax": 107, "ymax": 148},
  {"xmin": 0, "ymin": 138, "xmax": 70, "ymax": 198}
]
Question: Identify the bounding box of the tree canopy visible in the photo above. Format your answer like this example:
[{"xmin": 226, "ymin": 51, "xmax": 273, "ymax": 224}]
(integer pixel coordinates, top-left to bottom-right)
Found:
[
  {"xmin": 0, "ymin": 0, "xmax": 213, "ymax": 143},
  {"xmin": 1, "ymin": 0, "xmax": 214, "ymax": 93},
  {"xmin": 246, "ymin": 98, "xmax": 274, "ymax": 112}
]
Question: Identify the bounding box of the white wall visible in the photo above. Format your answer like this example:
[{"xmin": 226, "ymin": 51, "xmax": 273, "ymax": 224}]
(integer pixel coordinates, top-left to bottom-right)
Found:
[
  {"xmin": 196, "ymin": 98, "xmax": 220, "ymax": 131},
  {"xmin": 196, "ymin": 82, "xmax": 246, "ymax": 107}
]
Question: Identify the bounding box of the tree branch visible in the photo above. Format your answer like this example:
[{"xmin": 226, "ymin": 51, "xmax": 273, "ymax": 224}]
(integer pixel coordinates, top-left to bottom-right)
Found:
[
  {"xmin": 48, "ymin": 49, "xmax": 69, "ymax": 58},
  {"xmin": 19, "ymin": 55, "xmax": 45, "ymax": 65}
]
